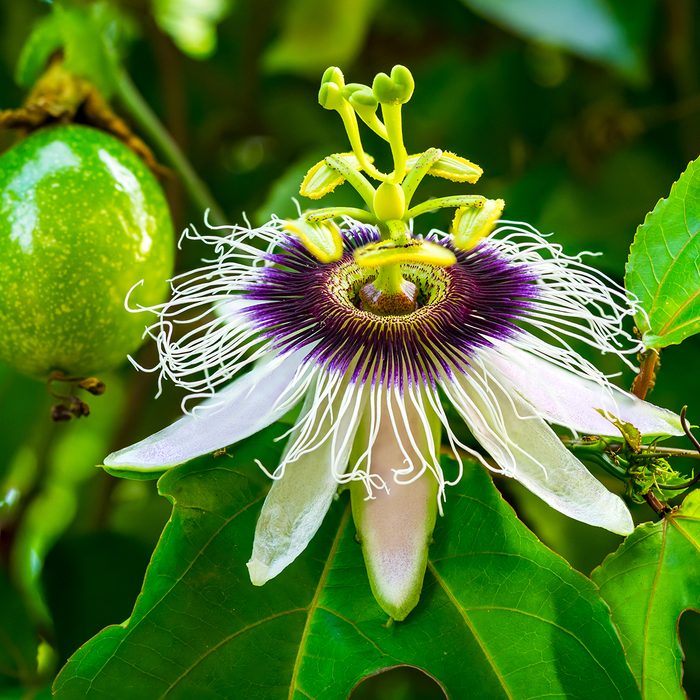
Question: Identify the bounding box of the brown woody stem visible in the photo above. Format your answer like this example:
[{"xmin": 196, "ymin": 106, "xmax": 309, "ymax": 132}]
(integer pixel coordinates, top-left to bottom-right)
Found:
[
  {"xmin": 630, "ymin": 347, "xmax": 669, "ymax": 516},
  {"xmin": 631, "ymin": 348, "xmax": 660, "ymax": 401}
]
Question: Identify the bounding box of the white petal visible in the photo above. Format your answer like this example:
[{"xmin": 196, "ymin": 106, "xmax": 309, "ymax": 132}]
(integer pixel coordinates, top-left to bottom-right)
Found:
[
  {"xmin": 352, "ymin": 391, "xmax": 438, "ymax": 621},
  {"xmin": 451, "ymin": 370, "xmax": 634, "ymax": 535},
  {"xmin": 247, "ymin": 380, "xmax": 366, "ymax": 585},
  {"xmin": 104, "ymin": 350, "xmax": 307, "ymax": 472},
  {"xmin": 484, "ymin": 344, "xmax": 682, "ymax": 437}
]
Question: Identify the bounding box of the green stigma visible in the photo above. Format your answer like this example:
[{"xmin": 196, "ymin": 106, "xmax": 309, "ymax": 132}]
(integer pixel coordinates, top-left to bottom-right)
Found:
[{"xmin": 288, "ymin": 65, "xmax": 505, "ymax": 305}]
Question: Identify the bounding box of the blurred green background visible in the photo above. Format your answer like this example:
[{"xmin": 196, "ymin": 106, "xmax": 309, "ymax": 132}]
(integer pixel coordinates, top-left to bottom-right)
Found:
[{"xmin": 1, "ymin": 0, "xmax": 699, "ymax": 697}]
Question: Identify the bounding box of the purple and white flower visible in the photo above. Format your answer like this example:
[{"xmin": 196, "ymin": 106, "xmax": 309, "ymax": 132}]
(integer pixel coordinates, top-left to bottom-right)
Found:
[
  {"xmin": 105, "ymin": 214, "xmax": 681, "ymax": 618},
  {"xmin": 104, "ymin": 65, "xmax": 682, "ymax": 620}
]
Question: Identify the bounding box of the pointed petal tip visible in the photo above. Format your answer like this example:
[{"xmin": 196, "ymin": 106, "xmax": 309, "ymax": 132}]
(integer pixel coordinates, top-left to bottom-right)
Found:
[
  {"xmin": 102, "ymin": 451, "xmax": 119, "ymax": 467},
  {"xmin": 103, "ymin": 350, "xmax": 309, "ymax": 473},
  {"xmin": 607, "ymin": 499, "xmax": 635, "ymax": 536},
  {"xmin": 102, "ymin": 448, "xmax": 134, "ymax": 468},
  {"xmin": 246, "ymin": 558, "xmax": 272, "ymax": 586},
  {"xmin": 370, "ymin": 561, "xmax": 422, "ymax": 622}
]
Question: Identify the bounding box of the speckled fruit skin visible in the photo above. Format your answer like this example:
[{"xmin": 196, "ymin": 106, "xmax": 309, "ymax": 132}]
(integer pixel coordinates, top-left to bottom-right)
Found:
[{"xmin": 0, "ymin": 124, "xmax": 175, "ymax": 378}]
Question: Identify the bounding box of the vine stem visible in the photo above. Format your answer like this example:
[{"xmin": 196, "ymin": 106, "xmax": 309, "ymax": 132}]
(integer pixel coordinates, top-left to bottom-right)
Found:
[
  {"xmin": 563, "ymin": 441, "xmax": 700, "ymax": 460},
  {"xmin": 631, "ymin": 348, "xmax": 660, "ymax": 401},
  {"xmin": 630, "ymin": 347, "xmax": 669, "ymax": 516},
  {"xmin": 113, "ymin": 68, "xmax": 226, "ymax": 226}
]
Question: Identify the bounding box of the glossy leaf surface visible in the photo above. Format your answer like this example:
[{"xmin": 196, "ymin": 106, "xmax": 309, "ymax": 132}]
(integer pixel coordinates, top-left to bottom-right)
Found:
[
  {"xmin": 593, "ymin": 491, "xmax": 700, "ymax": 699},
  {"xmin": 54, "ymin": 442, "xmax": 639, "ymax": 699},
  {"xmin": 625, "ymin": 158, "xmax": 700, "ymax": 349}
]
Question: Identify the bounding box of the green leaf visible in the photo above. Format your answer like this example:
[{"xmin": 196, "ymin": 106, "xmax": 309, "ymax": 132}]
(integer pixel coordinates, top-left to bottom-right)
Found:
[
  {"xmin": 55, "ymin": 4, "xmax": 120, "ymax": 97},
  {"xmin": 264, "ymin": 0, "xmax": 380, "ymax": 77},
  {"xmin": 151, "ymin": 0, "xmax": 233, "ymax": 59},
  {"xmin": 14, "ymin": 14, "xmax": 64, "ymax": 88},
  {"xmin": 54, "ymin": 444, "xmax": 639, "ymax": 698},
  {"xmin": 0, "ymin": 570, "xmax": 39, "ymax": 693},
  {"xmin": 461, "ymin": 0, "xmax": 641, "ymax": 78},
  {"xmin": 14, "ymin": 3, "xmax": 134, "ymax": 97},
  {"xmin": 625, "ymin": 157, "xmax": 700, "ymax": 349},
  {"xmin": 592, "ymin": 491, "xmax": 700, "ymax": 699}
]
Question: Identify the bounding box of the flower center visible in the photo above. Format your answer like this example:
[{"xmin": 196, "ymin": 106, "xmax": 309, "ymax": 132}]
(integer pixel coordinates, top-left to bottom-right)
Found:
[
  {"xmin": 326, "ymin": 257, "xmax": 453, "ymax": 320},
  {"xmin": 243, "ymin": 227, "xmax": 535, "ymax": 387}
]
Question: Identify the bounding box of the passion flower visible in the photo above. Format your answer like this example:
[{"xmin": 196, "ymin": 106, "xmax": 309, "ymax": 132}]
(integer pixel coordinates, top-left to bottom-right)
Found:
[
  {"xmin": 0, "ymin": 124, "xmax": 174, "ymax": 378},
  {"xmin": 104, "ymin": 66, "xmax": 681, "ymax": 621}
]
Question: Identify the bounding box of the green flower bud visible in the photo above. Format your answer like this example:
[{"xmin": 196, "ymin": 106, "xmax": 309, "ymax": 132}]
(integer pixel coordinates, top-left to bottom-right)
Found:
[
  {"xmin": 372, "ymin": 65, "xmax": 415, "ymax": 105},
  {"xmin": 318, "ymin": 81, "xmax": 344, "ymax": 111},
  {"xmin": 344, "ymin": 83, "xmax": 378, "ymax": 109},
  {"xmin": 321, "ymin": 65, "xmax": 345, "ymax": 87}
]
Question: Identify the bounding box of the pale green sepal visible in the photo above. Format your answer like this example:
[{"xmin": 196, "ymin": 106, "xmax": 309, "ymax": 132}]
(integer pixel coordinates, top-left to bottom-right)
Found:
[
  {"xmin": 485, "ymin": 343, "xmax": 682, "ymax": 438},
  {"xmin": 354, "ymin": 238, "xmax": 456, "ymax": 269},
  {"xmin": 350, "ymin": 394, "xmax": 440, "ymax": 620},
  {"xmin": 351, "ymin": 475, "xmax": 437, "ymax": 620},
  {"xmin": 454, "ymin": 368, "xmax": 634, "ymax": 536},
  {"xmin": 101, "ymin": 464, "xmax": 168, "ymax": 481},
  {"xmin": 406, "ymin": 151, "xmax": 483, "ymax": 184},
  {"xmin": 283, "ymin": 218, "xmax": 343, "ymax": 263},
  {"xmin": 452, "ymin": 198, "xmax": 505, "ymax": 250},
  {"xmin": 300, "ymin": 152, "xmax": 372, "ymax": 199}
]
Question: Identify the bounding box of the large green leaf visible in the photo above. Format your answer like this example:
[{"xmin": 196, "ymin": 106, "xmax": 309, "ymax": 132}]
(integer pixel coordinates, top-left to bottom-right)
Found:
[
  {"xmin": 461, "ymin": 0, "xmax": 645, "ymax": 78},
  {"xmin": 53, "ymin": 438, "xmax": 639, "ymax": 699},
  {"xmin": 625, "ymin": 157, "xmax": 700, "ymax": 349},
  {"xmin": 592, "ymin": 491, "xmax": 700, "ymax": 699}
]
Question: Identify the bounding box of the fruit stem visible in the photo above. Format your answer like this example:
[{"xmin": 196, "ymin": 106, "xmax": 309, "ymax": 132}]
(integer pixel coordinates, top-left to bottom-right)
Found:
[{"xmin": 112, "ymin": 67, "xmax": 226, "ymax": 225}]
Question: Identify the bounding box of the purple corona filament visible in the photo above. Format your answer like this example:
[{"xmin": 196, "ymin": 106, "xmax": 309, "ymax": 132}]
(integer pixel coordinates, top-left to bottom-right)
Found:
[{"xmin": 243, "ymin": 227, "xmax": 537, "ymax": 389}]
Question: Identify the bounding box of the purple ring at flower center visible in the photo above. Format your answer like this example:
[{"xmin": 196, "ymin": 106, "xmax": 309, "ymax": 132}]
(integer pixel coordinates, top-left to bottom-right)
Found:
[{"xmin": 242, "ymin": 226, "xmax": 537, "ymax": 387}]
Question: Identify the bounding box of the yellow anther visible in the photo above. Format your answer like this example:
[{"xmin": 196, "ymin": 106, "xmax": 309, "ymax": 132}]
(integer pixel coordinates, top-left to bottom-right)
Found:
[
  {"xmin": 406, "ymin": 151, "xmax": 483, "ymax": 184},
  {"xmin": 300, "ymin": 153, "xmax": 373, "ymax": 200},
  {"xmin": 354, "ymin": 239, "xmax": 456, "ymax": 269},
  {"xmin": 283, "ymin": 218, "xmax": 343, "ymax": 263},
  {"xmin": 451, "ymin": 198, "xmax": 505, "ymax": 250}
]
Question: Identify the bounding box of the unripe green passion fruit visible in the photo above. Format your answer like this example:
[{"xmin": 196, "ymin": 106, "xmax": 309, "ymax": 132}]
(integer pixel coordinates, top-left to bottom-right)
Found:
[{"xmin": 0, "ymin": 124, "xmax": 175, "ymax": 378}]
